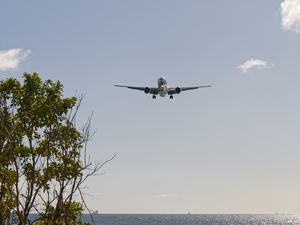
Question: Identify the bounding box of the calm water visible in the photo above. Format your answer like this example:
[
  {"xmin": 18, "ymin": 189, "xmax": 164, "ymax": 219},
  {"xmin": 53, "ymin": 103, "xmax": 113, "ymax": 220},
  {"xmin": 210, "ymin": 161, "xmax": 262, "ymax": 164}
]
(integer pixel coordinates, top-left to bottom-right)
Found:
[{"xmin": 79, "ymin": 214, "xmax": 300, "ymax": 225}]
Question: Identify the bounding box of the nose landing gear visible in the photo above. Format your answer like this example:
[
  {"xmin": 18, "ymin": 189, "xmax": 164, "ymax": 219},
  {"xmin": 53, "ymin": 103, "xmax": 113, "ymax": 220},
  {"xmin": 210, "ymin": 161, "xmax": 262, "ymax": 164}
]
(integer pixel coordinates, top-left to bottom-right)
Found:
[
  {"xmin": 152, "ymin": 95, "xmax": 156, "ymax": 99},
  {"xmin": 170, "ymin": 95, "xmax": 173, "ymax": 99}
]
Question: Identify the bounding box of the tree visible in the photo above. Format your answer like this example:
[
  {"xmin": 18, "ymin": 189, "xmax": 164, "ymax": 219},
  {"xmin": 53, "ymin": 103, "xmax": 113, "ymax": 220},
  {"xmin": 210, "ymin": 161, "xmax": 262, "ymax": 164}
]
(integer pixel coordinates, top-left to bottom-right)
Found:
[{"xmin": 0, "ymin": 73, "xmax": 114, "ymax": 225}]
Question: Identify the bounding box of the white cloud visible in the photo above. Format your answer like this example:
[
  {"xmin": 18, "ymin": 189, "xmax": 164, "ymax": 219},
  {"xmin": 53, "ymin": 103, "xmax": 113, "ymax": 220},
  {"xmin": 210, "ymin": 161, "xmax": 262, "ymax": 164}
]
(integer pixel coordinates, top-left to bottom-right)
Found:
[
  {"xmin": 0, "ymin": 48, "xmax": 31, "ymax": 71},
  {"xmin": 281, "ymin": 0, "xmax": 300, "ymax": 33},
  {"xmin": 236, "ymin": 58, "xmax": 273, "ymax": 73},
  {"xmin": 156, "ymin": 193, "xmax": 178, "ymax": 198}
]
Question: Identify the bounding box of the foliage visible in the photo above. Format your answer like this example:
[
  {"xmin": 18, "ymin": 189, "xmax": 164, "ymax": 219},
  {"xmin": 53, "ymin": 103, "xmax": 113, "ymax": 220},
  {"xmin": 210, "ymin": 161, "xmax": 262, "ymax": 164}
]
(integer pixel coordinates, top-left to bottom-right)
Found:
[{"xmin": 0, "ymin": 73, "xmax": 113, "ymax": 225}]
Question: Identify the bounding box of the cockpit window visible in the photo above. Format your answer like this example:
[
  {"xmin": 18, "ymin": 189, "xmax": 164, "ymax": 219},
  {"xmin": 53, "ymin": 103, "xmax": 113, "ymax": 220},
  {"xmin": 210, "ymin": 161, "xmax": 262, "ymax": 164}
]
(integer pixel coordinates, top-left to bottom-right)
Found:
[{"xmin": 158, "ymin": 78, "xmax": 167, "ymax": 85}]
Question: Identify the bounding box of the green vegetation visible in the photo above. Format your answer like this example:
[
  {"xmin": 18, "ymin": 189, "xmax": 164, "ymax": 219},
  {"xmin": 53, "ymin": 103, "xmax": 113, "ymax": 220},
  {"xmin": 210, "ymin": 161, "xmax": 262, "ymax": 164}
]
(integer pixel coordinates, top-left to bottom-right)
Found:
[{"xmin": 0, "ymin": 73, "xmax": 113, "ymax": 225}]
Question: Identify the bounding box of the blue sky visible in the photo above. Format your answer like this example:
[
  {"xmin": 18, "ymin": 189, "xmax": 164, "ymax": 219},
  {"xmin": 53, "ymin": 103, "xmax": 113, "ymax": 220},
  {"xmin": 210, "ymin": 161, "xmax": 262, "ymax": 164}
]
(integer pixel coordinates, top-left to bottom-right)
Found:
[{"xmin": 1, "ymin": 0, "xmax": 300, "ymax": 214}]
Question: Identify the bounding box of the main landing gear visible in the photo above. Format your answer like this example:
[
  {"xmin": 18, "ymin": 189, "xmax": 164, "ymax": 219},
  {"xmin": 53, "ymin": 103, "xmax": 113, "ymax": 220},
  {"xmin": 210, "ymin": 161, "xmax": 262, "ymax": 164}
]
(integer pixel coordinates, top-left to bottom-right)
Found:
[
  {"xmin": 170, "ymin": 95, "xmax": 173, "ymax": 99},
  {"xmin": 152, "ymin": 95, "xmax": 156, "ymax": 99}
]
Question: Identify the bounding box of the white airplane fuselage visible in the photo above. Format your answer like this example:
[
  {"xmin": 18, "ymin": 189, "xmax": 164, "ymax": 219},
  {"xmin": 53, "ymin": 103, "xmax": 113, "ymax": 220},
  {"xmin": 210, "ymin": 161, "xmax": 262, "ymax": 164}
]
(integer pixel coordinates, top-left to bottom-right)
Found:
[{"xmin": 157, "ymin": 77, "xmax": 168, "ymax": 97}]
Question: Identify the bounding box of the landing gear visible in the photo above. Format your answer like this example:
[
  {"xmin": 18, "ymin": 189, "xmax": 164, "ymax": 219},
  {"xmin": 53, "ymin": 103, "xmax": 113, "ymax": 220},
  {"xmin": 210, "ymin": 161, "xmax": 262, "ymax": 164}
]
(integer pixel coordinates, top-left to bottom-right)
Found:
[
  {"xmin": 170, "ymin": 95, "xmax": 173, "ymax": 99},
  {"xmin": 152, "ymin": 95, "xmax": 156, "ymax": 99}
]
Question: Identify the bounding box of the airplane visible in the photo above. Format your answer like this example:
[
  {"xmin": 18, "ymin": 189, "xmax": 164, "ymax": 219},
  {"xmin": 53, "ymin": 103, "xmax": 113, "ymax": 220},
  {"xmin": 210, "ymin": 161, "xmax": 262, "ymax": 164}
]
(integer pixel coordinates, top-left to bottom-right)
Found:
[{"xmin": 115, "ymin": 77, "xmax": 211, "ymax": 99}]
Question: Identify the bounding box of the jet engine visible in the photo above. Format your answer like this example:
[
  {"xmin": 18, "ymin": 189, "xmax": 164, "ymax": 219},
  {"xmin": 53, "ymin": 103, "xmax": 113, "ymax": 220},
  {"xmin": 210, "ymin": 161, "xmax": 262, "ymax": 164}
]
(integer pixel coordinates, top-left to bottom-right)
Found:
[
  {"xmin": 175, "ymin": 87, "xmax": 181, "ymax": 94},
  {"xmin": 144, "ymin": 87, "xmax": 150, "ymax": 94}
]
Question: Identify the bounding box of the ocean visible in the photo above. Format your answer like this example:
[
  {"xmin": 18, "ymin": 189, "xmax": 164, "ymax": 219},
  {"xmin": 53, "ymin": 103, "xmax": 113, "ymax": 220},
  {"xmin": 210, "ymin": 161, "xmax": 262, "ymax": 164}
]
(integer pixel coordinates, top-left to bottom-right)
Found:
[{"xmin": 79, "ymin": 214, "xmax": 300, "ymax": 225}]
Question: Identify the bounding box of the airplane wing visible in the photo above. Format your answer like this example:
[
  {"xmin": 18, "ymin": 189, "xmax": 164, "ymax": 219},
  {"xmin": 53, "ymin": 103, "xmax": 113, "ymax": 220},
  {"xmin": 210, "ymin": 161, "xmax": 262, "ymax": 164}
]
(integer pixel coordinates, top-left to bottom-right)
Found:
[
  {"xmin": 114, "ymin": 85, "xmax": 158, "ymax": 94},
  {"xmin": 168, "ymin": 85, "xmax": 211, "ymax": 95}
]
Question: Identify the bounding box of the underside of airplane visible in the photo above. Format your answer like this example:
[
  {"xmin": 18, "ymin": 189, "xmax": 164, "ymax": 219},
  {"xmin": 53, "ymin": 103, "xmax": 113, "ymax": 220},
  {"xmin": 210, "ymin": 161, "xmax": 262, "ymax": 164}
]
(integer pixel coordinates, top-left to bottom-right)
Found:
[{"xmin": 115, "ymin": 77, "xmax": 211, "ymax": 99}]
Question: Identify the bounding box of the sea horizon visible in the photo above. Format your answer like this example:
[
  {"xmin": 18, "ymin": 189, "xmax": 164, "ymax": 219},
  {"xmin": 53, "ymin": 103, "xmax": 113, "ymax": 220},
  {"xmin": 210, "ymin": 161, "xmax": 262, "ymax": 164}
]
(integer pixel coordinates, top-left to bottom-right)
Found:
[{"xmin": 78, "ymin": 214, "xmax": 300, "ymax": 225}]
